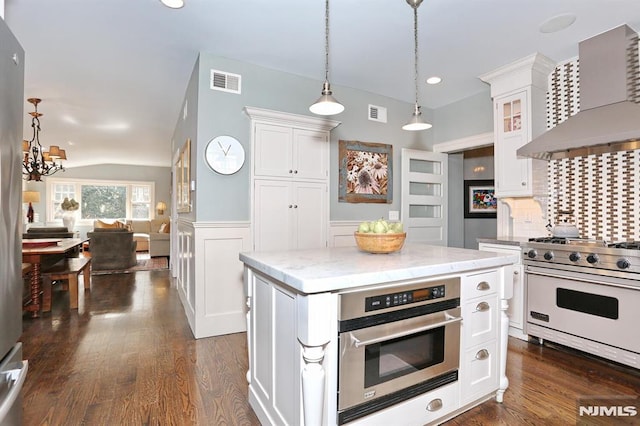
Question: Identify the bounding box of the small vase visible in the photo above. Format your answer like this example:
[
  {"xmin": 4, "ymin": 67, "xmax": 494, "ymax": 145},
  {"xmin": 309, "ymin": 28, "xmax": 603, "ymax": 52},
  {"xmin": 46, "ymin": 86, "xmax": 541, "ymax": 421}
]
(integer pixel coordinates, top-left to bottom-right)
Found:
[{"xmin": 62, "ymin": 210, "xmax": 77, "ymax": 231}]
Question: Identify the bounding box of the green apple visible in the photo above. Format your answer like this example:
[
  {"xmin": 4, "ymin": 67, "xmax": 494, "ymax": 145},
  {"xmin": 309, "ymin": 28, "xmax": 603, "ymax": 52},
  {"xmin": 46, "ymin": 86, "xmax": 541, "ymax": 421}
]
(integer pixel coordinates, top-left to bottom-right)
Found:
[{"xmin": 358, "ymin": 222, "xmax": 370, "ymax": 233}]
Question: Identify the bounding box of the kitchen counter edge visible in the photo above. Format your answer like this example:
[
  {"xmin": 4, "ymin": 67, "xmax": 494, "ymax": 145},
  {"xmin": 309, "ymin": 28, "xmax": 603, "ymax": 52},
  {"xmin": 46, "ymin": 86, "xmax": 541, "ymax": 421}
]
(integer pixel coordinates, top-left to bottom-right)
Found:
[{"xmin": 240, "ymin": 243, "xmax": 519, "ymax": 294}]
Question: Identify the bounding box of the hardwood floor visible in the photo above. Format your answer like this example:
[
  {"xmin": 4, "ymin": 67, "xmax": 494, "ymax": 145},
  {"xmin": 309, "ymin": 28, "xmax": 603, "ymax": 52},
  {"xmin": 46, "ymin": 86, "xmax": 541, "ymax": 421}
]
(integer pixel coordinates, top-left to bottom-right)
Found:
[{"xmin": 21, "ymin": 269, "xmax": 640, "ymax": 425}]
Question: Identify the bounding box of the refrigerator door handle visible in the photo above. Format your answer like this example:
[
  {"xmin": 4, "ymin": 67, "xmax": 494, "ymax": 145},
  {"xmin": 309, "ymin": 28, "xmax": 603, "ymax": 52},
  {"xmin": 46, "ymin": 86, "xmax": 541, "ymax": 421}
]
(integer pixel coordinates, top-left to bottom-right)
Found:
[{"xmin": 0, "ymin": 360, "xmax": 28, "ymax": 423}]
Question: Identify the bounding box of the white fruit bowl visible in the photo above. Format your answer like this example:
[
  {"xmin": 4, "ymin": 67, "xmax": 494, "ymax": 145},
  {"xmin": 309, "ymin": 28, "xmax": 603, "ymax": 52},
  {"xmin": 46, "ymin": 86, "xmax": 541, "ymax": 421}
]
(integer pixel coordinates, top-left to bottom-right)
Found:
[{"xmin": 354, "ymin": 232, "xmax": 406, "ymax": 254}]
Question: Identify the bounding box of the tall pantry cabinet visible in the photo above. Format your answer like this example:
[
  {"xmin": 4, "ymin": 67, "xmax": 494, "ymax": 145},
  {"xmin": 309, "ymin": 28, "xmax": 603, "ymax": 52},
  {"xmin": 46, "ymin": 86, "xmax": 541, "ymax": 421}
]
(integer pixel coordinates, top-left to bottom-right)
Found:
[{"xmin": 244, "ymin": 107, "xmax": 340, "ymax": 252}]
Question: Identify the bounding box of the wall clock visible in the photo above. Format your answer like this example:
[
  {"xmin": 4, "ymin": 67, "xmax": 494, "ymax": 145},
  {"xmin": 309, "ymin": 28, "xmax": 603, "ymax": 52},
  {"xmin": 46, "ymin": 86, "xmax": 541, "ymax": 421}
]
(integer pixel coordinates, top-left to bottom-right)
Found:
[{"xmin": 205, "ymin": 135, "xmax": 245, "ymax": 175}]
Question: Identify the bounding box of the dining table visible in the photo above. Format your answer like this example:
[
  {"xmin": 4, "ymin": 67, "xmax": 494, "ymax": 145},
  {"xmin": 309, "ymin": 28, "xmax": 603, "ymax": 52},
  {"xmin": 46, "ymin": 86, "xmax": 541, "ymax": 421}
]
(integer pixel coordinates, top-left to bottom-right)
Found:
[{"xmin": 21, "ymin": 238, "xmax": 87, "ymax": 318}]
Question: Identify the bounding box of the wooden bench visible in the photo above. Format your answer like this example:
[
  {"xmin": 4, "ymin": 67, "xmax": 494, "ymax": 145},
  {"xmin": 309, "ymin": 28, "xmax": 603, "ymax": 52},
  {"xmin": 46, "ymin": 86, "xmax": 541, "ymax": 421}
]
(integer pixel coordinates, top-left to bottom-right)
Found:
[{"xmin": 41, "ymin": 257, "xmax": 91, "ymax": 312}]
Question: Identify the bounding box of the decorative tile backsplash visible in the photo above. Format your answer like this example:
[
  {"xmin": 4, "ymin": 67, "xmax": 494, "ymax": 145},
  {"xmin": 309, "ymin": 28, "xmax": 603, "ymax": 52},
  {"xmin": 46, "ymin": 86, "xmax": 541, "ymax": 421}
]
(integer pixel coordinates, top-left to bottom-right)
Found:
[
  {"xmin": 547, "ymin": 150, "xmax": 640, "ymax": 242},
  {"xmin": 543, "ymin": 42, "xmax": 640, "ymax": 242}
]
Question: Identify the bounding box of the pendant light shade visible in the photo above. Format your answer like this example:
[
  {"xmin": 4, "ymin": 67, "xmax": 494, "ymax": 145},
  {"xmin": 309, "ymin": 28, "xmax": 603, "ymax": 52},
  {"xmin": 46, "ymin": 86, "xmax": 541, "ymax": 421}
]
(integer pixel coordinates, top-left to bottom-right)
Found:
[
  {"xmin": 310, "ymin": 81, "xmax": 344, "ymax": 115},
  {"xmin": 310, "ymin": 0, "xmax": 344, "ymax": 116},
  {"xmin": 403, "ymin": 0, "xmax": 431, "ymax": 131},
  {"xmin": 402, "ymin": 105, "xmax": 432, "ymax": 131}
]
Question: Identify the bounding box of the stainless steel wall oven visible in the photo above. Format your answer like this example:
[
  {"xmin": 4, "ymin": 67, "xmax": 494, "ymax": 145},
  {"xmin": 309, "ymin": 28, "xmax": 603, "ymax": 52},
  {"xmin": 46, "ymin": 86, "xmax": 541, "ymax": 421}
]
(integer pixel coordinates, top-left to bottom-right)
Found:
[{"xmin": 337, "ymin": 277, "xmax": 461, "ymax": 424}]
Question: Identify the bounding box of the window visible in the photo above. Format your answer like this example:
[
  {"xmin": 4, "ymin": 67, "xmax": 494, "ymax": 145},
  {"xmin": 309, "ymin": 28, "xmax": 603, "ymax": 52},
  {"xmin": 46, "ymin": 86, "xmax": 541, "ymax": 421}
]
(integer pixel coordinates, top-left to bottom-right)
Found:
[{"xmin": 48, "ymin": 178, "xmax": 155, "ymax": 223}]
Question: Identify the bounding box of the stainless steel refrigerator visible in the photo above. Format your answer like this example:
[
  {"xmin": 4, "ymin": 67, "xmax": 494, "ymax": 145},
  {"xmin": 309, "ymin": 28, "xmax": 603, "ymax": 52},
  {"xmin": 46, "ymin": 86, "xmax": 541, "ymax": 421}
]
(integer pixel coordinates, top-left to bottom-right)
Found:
[{"xmin": 0, "ymin": 16, "xmax": 29, "ymax": 425}]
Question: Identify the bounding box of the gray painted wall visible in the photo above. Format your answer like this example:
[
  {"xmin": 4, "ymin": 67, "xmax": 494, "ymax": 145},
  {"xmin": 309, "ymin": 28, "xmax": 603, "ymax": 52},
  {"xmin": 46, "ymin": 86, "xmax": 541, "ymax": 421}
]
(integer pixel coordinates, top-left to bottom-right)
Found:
[
  {"xmin": 173, "ymin": 53, "xmax": 498, "ymax": 249},
  {"xmin": 434, "ymin": 91, "xmax": 495, "ymax": 249},
  {"xmin": 189, "ymin": 53, "xmax": 436, "ymax": 223},
  {"xmin": 463, "ymin": 155, "xmax": 497, "ymax": 249}
]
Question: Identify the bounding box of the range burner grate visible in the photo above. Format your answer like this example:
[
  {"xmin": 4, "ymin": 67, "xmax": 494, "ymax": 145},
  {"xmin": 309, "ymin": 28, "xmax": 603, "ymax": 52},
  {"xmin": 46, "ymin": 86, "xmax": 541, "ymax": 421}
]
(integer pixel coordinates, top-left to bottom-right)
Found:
[
  {"xmin": 608, "ymin": 241, "xmax": 640, "ymax": 250},
  {"xmin": 528, "ymin": 237, "xmax": 568, "ymax": 244}
]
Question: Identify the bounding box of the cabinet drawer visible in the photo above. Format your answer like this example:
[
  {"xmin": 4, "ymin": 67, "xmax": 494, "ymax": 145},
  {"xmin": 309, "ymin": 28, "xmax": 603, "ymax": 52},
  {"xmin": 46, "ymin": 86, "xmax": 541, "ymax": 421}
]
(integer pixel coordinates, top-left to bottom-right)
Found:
[
  {"xmin": 348, "ymin": 381, "xmax": 459, "ymax": 426},
  {"xmin": 462, "ymin": 296, "xmax": 498, "ymax": 347},
  {"xmin": 460, "ymin": 339, "xmax": 499, "ymax": 405},
  {"xmin": 462, "ymin": 270, "xmax": 498, "ymax": 299}
]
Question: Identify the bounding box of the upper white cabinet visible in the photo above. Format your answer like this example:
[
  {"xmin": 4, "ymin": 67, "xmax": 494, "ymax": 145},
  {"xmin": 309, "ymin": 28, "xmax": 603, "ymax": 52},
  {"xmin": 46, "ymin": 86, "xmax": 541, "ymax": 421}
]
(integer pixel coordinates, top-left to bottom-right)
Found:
[
  {"xmin": 254, "ymin": 124, "xmax": 329, "ymax": 181},
  {"xmin": 480, "ymin": 53, "xmax": 555, "ymax": 198},
  {"xmin": 245, "ymin": 107, "xmax": 339, "ymax": 252}
]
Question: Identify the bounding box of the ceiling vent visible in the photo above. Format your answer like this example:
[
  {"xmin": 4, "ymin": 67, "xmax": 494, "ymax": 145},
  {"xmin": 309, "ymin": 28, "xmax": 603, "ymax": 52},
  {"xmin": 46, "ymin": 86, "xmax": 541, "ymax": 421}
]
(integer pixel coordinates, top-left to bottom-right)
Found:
[
  {"xmin": 210, "ymin": 69, "xmax": 242, "ymax": 94},
  {"xmin": 368, "ymin": 104, "xmax": 387, "ymax": 123}
]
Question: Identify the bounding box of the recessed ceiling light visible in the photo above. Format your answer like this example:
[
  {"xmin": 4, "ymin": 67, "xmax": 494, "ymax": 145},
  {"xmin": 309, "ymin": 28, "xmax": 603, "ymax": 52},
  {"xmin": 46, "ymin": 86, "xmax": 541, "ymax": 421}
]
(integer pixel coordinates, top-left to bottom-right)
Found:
[
  {"xmin": 539, "ymin": 13, "xmax": 576, "ymax": 33},
  {"xmin": 160, "ymin": 0, "xmax": 184, "ymax": 9},
  {"xmin": 426, "ymin": 76, "xmax": 442, "ymax": 85}
]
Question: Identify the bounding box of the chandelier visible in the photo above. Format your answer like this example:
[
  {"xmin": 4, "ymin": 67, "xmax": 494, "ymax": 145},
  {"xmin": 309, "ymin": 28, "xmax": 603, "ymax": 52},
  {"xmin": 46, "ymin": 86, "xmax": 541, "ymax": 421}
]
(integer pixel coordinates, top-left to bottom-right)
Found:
[{"xmin": 22, "ymin": 98, "xmax": 66, "ymax": 181}]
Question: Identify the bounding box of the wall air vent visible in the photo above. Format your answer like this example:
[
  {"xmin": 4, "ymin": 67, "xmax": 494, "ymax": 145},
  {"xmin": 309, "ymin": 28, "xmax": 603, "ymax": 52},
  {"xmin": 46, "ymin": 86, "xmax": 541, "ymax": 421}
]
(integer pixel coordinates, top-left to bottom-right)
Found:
[
  {"xmin": 210, "ymin": 69, "xmax": 242, "ymax": 94},
  {"xmin": 368, "ymin": 104, "xmax": 387, "ymax": 123}
]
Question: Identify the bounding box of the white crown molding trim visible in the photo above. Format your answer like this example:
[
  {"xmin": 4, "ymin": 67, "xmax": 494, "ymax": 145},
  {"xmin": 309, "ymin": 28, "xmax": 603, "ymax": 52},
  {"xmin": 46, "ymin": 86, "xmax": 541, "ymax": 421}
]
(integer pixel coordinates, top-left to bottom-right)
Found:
[
  {"xmin": 244, "ymin": 106, "xmax": 341, "ymax": 132},
  {"xmin": 433, "ymin": 132, "xmax": 493, "ymax": 153}
]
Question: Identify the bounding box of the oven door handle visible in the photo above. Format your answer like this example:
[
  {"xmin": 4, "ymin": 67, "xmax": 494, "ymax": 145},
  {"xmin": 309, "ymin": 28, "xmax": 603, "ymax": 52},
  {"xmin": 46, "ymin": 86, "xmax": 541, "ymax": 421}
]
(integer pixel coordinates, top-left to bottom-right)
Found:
[
  {"xmin": 350, "ymin": 314, "xmax": 463, "ymax": 348},
  {"xmin": 526, "ymin": 269, "xmax": 639, "ymax": 290}
]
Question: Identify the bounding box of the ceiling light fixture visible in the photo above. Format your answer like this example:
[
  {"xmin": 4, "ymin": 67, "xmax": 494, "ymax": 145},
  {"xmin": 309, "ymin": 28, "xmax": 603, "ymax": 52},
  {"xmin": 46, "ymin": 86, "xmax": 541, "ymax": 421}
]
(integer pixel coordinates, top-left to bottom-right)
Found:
[
  {"xmin": 403, "ymin": 0, "xmax": 432, "ymax": 131},
  {"xmin": 309, "ymin": 0, "xmax": 344, "ymax": 116},
  {"xmin": 426, "ymin": 76, "xmax": 442, "ymax": 85},
  {"xmin": 22, "ymin": 98, "xmax": 67, "ymax": 181},
  {"xmin": 160, "ymin": 0, "xmax": 184, "ymax": 9}
]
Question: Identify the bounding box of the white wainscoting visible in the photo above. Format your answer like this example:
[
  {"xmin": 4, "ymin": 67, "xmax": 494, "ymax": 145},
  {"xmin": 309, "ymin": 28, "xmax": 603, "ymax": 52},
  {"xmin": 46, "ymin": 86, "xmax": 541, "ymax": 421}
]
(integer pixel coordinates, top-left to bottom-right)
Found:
[
  {"xmin": 328, "ymin": 221, "xmax": 360, "ymax": 247},
  {"xmin": 177, "ymin": 220, "xmax": 251, "ymax": 339}
]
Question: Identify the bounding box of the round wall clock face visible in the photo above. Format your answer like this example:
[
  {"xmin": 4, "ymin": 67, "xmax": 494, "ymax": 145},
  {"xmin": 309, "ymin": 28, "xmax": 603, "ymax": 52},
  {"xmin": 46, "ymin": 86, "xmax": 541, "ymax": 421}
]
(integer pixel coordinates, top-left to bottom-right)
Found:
[{"xmin": 205, "ymin": 136, "xmax": 245, "ymax": 175}]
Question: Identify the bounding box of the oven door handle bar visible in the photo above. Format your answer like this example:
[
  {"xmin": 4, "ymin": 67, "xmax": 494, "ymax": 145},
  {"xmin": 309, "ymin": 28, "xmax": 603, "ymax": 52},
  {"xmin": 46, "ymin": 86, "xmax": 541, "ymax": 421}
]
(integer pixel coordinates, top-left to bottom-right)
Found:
[
  {"xmin": 526, "ymin": 269, "xmax": 640, "ymax": 291},
  {"xmin": 350, "ymin": 315, "xmax": 463, "ymax": 348}
]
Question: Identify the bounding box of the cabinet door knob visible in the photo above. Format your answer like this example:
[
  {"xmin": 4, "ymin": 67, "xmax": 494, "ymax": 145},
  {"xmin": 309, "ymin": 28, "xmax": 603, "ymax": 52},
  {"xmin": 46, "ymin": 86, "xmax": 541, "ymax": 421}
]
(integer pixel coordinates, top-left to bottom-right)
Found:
[
  {"xmin": 514, "ymin": 270, "xmax": 519, "ymax": 275},
  {"xmin": 476, "ymin": 301, "xmax": 490, "ymax": 312},
  {"xmin": 289, "ymin": 169, "xmax": 293, "ymax": 174},
  {"xmin": 476, "ymin": 281, "xmax": 491, "ymax": 291},
  {"xmin": 426, "ymin": 398, "xmax": 443, "ymax": 412},
  {"xmin": 521, "ymin": 182, "xmax": 526, "ymax": 186},
  {"xmin": 475, "ymin": 349, "xmax": 490, "ymax": 360},
  {"xmin": 294, "ymin": 170, "xmax": 298, "ymax": 174},
  {"xmin": 294, "ymin": 205, "xmax": 298, "ymax": 208},
  {"xmin": 289, "ymin": 205, "xmax": 293, "ymax": 208}
]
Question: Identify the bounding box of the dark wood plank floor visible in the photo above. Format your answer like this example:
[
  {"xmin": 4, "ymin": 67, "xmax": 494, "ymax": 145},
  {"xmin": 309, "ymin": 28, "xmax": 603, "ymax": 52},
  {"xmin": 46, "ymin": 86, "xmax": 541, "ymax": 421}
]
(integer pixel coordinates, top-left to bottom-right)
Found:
[{"xmin": 20, "ymin": 269, "xmax": 640, "ymax": 425}]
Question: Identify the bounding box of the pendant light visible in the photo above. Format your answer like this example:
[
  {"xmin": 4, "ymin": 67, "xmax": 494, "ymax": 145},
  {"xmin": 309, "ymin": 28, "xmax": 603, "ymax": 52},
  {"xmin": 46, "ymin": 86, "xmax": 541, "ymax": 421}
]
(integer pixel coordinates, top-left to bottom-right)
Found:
[
  {"xmin": 309, "ymin": 0, "xmax": 344, "ymax": 116},
  {"xmin": 402, "ymin": 0, "xmax": 432, "ymax": 131}
]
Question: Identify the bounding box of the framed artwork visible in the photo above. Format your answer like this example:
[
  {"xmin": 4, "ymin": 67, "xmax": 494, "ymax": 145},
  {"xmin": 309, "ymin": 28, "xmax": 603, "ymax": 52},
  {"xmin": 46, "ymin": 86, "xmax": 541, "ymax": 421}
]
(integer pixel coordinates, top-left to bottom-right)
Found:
[
  {"xmin": 176, "ymin": 138, "xmax": 191, "ymax": 213},
  {"xmin": 338, "ymin": 140, "xmax": 392, "ymax": 203},
  {"xmin": 464, "ymin": 180, "xmax": 496, "ymax": 218}
]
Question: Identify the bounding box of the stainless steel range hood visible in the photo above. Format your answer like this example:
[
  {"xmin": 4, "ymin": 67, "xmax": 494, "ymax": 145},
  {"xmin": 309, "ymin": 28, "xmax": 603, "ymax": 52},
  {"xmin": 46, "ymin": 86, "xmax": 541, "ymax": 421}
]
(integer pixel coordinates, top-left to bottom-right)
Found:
[{"xmin": 517, "ymin": 24, "xmax": 640, "ymax": 160}]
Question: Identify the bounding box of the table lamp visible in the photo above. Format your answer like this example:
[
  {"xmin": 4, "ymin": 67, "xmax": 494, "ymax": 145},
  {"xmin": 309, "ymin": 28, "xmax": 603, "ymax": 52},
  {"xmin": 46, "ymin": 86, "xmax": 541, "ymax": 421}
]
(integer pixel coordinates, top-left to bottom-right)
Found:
[{"xmin": 23, "ymin": 191, "xmax": 40, "ymax": 223}]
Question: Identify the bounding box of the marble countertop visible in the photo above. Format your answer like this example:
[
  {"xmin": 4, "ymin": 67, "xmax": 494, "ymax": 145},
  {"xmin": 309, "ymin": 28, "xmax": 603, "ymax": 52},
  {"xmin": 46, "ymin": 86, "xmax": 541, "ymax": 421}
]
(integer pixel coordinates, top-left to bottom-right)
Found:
[
  {"xmin": 477, "ymin": 237, "xmax": 531, "ymax": 247},
  {"xmin": 240, "ymin": 243, "xmax": 520, "ymax": 294}
]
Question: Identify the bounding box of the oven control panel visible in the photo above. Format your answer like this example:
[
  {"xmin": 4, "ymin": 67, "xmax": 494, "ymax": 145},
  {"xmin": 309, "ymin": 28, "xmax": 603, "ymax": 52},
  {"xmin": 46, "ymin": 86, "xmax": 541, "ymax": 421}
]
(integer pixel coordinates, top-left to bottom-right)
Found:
[{"xmin": 365, "ymin": 285, "xmax": 445, "ymax": 312}]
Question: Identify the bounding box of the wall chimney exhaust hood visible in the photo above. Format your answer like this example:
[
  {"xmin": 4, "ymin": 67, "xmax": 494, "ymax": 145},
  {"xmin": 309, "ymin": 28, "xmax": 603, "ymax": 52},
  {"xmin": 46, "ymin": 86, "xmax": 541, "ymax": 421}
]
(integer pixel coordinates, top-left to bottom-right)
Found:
[{"xmin": 517, "ymin": 24, "xmax": 640, "ymax": 160}]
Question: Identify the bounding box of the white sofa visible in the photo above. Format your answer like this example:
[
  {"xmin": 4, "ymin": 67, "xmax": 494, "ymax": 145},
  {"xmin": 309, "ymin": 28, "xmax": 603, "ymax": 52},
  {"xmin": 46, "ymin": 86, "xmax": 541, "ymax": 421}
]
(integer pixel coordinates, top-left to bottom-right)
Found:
[{"xmin": 126, "ymin": 219, "xmax": 170, "ymax": 257}]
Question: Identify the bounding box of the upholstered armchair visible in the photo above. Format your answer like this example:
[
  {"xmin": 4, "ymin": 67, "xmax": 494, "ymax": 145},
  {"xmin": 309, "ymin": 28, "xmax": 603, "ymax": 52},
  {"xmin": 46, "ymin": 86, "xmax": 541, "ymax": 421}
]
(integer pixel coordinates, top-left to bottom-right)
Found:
[{"xmin": 86, "ymin": 228, "xmax": 137, "ymax": 271}]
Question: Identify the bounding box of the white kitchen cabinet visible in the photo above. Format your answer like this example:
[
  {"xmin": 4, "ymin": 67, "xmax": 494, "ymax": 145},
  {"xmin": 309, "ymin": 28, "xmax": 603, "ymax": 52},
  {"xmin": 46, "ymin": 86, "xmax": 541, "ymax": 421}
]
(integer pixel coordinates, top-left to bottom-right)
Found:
[
  {"xmin": 459, "ymin": 270, "xmax": 500, "ymax": 406},
  {"xmin": 254, "ymin": 179, "xmax": 327, "ymax": 252},
  {"xmin": 245, "ymin": 107, "xmax": 339, "ymax": 253},
  {"xmin": 494, "ymin": 91, "xmax": 532, "ymax": 196},
  {"xmin": 479, "ymin": 243, "xmax": 527, "ymax": 341},
  {"xmin": 254, "ymin": 123, "xmax": 329, "ymax": 181},
  {"xmin": 480, "ymin": 53, "xmax": 555, "ymax": 198}
]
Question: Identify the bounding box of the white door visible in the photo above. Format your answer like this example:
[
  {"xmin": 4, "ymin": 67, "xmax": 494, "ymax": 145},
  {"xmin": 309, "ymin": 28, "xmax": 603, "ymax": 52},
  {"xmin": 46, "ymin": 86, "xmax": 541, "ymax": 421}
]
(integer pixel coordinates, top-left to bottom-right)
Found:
[
  {"xmin": 292, "ymin": 182, "xmax": 327, "ymax": 249},
  {"xmin": 254, "ymin": 123, "xmax": 293, "ymax": 178},
  {"xmin": 254, "ymin": 179, "xmax": 293, "ymax": 251},
  {"xmin": 401, "ymin": 149, "xmax": 448, "ymax": 246}
]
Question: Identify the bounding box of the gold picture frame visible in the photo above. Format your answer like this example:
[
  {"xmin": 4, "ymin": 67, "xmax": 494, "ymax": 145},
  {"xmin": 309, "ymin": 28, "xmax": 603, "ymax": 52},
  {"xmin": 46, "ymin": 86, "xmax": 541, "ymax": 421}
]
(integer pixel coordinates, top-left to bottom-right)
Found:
[{"xmin": 176, "ymin": 138, "xmax": 191, "ymax": 213}]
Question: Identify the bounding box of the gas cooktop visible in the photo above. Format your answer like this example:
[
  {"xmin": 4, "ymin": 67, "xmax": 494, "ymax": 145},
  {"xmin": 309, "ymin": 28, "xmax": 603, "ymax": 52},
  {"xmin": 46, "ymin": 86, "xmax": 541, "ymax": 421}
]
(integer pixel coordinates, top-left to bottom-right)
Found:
[{"xmin": 523, "ymin": 237, "xmax": 640, "ymax": 275}]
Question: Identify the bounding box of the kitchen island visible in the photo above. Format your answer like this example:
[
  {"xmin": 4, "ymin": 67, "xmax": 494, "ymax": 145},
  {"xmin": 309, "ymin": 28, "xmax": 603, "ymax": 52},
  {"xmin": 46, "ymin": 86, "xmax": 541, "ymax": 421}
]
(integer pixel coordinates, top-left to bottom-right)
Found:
[{"xmin": 240, "ymin": 243, "xmax": 519, "ymax": 426}]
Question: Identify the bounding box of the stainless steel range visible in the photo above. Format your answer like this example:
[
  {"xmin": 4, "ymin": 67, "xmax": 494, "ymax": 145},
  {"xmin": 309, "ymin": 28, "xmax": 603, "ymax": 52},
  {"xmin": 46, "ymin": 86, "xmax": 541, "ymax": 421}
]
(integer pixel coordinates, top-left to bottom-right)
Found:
[{"xmin": 522, "ymin": 237, "xmax": 640, "ymax": 368}]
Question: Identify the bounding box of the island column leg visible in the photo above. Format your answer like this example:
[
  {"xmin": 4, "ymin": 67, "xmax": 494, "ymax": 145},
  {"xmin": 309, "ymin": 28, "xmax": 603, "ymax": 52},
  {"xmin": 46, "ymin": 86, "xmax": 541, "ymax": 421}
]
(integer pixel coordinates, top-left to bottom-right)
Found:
[
  {"xmin": 496, "ymin": 297, "xmax": 510, "ymax": 403},
  {"xmin": 301, "ymin": 345, "xmax": 326, "ymax": 426}
]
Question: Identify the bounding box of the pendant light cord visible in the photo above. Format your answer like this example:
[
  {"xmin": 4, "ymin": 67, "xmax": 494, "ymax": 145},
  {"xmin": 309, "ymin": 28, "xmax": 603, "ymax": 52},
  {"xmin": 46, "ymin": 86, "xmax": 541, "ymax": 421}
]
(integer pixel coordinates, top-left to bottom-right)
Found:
[
  {"xmin": 324, "ymin": 0, "xmax": 330, "ymax": 83},
  {"xmin": 412, "ymin": 4, "xmax": 419, "ymax": 106}
]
